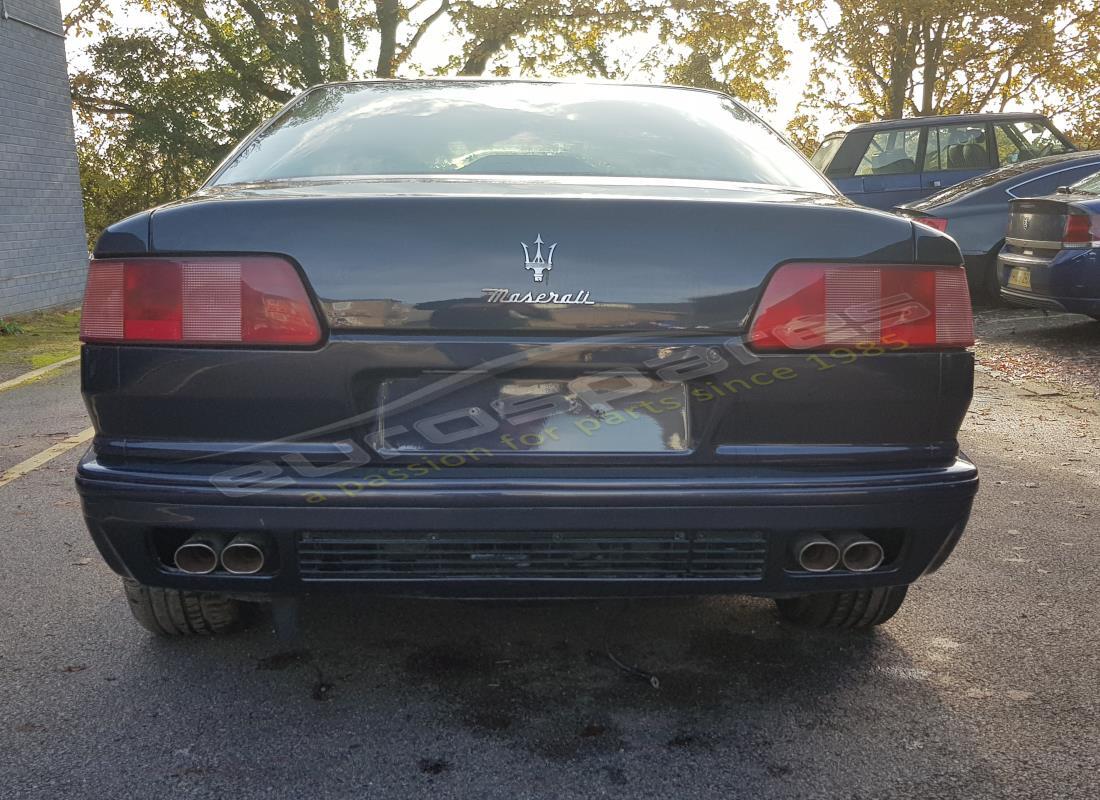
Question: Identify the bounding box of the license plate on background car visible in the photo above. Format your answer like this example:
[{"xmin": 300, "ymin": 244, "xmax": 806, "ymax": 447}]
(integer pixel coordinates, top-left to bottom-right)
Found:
[{"xmin": 1008, "ymin": 266, "xmax": 1031, "ymax": 291}]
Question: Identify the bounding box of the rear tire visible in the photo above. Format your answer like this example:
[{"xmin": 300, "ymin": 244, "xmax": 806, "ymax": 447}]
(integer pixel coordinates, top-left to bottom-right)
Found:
[
  {"xmin": 774, "ymin": 586, "xmax": 908, "ymax": 629},
  {"xmin": 122, "ymin": 578, "xmax": 245, "ymax": 636}
]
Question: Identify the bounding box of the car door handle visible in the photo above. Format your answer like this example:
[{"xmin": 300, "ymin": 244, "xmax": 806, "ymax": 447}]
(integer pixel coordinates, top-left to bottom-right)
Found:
[{"xmin": 930, "ymin": 180, "xmax": 942, "ymax": 188}]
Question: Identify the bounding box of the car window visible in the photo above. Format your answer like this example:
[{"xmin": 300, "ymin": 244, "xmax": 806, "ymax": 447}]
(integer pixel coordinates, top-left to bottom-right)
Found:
[
  {"xmin": 923, "ymin": 124, "xmax": 990, "ymax": 172},
  {"xmin": 994, "ymin": 120, "xmax": 1072, "ymax": 165},
  {"xmin": 1070, "ymin": 169, "xmax": 1100, "ymax": 195},
  {"xmin": 810, "ymin": 135, "xmax": 844, "ymax": 171},
  {"xmin": 853, "ymin": 128, "xmax": 921, "ymax": 176},
  {"xmin": 212, "ymin": 82, "xmax": 836, "ymax": 193}
]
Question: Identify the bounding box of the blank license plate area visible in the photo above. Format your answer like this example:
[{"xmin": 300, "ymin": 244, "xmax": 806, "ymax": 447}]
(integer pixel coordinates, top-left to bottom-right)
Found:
[{"xmin": 374, "ymin": 375, "xmax": 690, "ymax": 454}]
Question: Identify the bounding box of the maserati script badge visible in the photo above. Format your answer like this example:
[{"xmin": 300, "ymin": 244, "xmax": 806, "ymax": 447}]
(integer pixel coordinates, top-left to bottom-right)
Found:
[{"xmin": 482, "ymin": 233, "xmax": 596, "ymax": 305}]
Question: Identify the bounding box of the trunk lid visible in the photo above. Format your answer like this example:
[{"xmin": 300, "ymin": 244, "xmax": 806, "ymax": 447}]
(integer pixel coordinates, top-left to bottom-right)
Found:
[
  {"xmin": 1006, "ymin": 197, "xmax": 1078, "ymax": 244},
  {"xmin": 146, "ymin": 177, "xmax": 919, "ymax": 333}
]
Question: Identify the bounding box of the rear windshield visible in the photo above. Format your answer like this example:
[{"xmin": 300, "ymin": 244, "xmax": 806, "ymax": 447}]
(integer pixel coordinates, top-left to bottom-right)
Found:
[
  {"xmin": 1070, "ymin": 170, "xmax": 1100, "ymax": 195},
  {"xmin": 211, "ymin": 82, "xmax": 834, "ymax": 193}
]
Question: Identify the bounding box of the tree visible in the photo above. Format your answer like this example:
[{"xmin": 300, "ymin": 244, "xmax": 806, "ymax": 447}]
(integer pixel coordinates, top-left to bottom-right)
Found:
[
  {"xmin": 784, "ymin": 111, "xmax": 820, "ymax": 155},
  {"xmin": 69, "ymin": 0, "xmax": 456, "ymax": 242},
  {"xmin": 659, "ymin": 1, "xmax": 787, "ymax": 108},
  {"xmin": 445, "ymin": 0, "xmax": 786, "ymax": 109},
  {"xmin": 1034, "ymin": 5, "xmax": 1100, "ymax": 148},
  {"xmin": 783, "ymin": 0, "xmax": 1100, "ymax": 128},
  {"xmin": 70, "ymin": 27, "xmax": 269, "ymax": 244},
  {"xmin": 444, "ymin": 1, "xmax": 652, "ymax": 78}
]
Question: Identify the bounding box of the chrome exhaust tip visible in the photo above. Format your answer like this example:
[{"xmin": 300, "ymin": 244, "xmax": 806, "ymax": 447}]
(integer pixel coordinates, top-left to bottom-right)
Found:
[
  {"xmin": 791, "ymin": 534, "xmax": 841, "ymax": 572},
  {"xmin": 833, "ymin": 534, "xmax": 885, "ymax": 572},
  {"xmin": 174, "ymin": 534, "xmax": 226, "ymax": 575},
  {"xmin": 220, "ymin": 534, "xmax": 269, "ymax": 575}
]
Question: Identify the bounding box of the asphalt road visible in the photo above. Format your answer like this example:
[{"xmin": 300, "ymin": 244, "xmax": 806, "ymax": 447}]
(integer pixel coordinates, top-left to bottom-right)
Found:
[{"xmin": 1, "ymin": 316, "xmax": 1097, "ymax": 800}]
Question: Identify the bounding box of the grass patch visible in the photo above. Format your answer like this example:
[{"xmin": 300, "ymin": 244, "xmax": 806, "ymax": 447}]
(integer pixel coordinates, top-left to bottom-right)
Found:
[{"xmin": 0, "ymin": 308, "xmax": 81, "ymax": 377}]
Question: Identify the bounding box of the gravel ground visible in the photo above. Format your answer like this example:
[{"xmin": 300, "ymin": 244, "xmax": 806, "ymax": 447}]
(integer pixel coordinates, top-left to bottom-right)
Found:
[{"xmin": 974, "ymin": 308, "xmax": 1100, "ymax": 399}]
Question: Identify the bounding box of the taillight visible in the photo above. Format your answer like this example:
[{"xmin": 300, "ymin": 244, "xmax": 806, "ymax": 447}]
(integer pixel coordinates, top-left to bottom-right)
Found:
[
  {"xmin": 1062, "ymin": 213, "xmax": 1097, "ymax": 246},
  {"xmin": 80, "ymin": 256, "xmax": 322, "ymax": 345},
  {"xmin": 913, "ymin": 216, "xmax": 948, "ymax": 233},
  {"xmin": 748, "ymin": 263, "xmax": 973, "ymax": 351}
]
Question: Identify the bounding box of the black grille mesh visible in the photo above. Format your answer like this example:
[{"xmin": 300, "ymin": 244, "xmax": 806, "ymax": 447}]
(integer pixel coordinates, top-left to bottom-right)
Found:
[{"xmin": 297, "ymin": 531, "xmax": 766, "ymax": 580}]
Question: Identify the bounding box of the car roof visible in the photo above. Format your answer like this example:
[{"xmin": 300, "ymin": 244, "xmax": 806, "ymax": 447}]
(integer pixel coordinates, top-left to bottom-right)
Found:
[{"xmin": 823, "ymin": 112, "xmax": 1053, "ymax": 138}]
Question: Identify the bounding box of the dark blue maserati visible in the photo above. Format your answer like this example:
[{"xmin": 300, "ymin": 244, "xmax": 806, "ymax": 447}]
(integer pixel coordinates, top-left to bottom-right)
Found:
[{"xmin": 76, "ymin": 81, "xmax": 978, "ymax": 637}]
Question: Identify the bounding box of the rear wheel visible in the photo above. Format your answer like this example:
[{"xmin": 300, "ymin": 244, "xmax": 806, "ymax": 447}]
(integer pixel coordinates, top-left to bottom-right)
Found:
[
  {"xmin": 122, "ymin": 578, "xmax": 245, "ymax": 636},
  {"xmin": 774, "ymin": 586, "xmax": 908, "ymax": 629}
]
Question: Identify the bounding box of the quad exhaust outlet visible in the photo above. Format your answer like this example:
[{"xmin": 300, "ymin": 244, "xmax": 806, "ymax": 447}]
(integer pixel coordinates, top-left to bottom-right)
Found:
[
  {"xmin": 174, "ymin": 533, "xmax": 227, "ymax": 575},
  {"xmin": 790, "ymin": 533, "xmax": 885, "ymax": 573},
  {"xmin": 220, "ymin": 533, "xmax": 269, "ymax": 575},
  {"xmin": 791, "ymin": 534, "xmax": 841, "ymax": 572},
  {"xmin": 832, "ymin": 533, "xmax": 886, "ymax": 572}
]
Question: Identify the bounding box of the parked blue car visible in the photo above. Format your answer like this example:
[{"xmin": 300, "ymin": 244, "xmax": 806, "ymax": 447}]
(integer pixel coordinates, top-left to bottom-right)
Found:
[
  {"xmin": 998, "ymin": 169, "xmax": 1100, "ymax": 319},
  {"xmin": 894, "ymin": 151, "xmax": 1100, "ymax": 302},
  {"xmin": 811, "ymin": 113, "xmax": 1076, "ymax": 210}
]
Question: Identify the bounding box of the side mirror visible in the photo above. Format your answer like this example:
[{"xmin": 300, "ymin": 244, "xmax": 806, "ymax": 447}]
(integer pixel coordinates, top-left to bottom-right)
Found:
[{"xmin": 1056, "ymin": 186, "xmax": 1072, "ymax": 194}]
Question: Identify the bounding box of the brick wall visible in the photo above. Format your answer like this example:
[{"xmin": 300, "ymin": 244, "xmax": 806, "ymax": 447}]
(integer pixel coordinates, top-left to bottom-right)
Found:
[{"xmin": 0, "ymin": 0, "xmax": 88, "ymax": 317}]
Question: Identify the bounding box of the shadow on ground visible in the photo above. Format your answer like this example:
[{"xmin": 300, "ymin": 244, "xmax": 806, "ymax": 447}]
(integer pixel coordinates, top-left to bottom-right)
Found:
[{"xmin": 106, "ymin": 594, "xmax": 1000, "ymax": 797}]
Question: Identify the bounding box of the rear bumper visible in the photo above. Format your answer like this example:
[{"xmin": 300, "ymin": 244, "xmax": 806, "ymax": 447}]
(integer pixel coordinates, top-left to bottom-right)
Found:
[
  {"xmin": 77, "ymin": 453, "xmax": 978, "ymax": 599},
  {"xmin": 998, "ymin": 248, "xmax": 1100, "ymax": 315},
  {"xmin": 999, "ymin": 287, "xmax": 1100, "ymax": 316}
]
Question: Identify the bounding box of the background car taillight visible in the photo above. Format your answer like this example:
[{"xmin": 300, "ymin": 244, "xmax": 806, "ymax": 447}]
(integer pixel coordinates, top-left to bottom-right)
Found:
[
  {"xmin": 1062, "ymin": 213, "xmax": 1098, "ymax": 247},
  {"xmin": 748, "ymin": 263, "xmax": 973, "ymax": 351},
  {"xmin": 913, "ymin": 216, "xmax": 948, "ymax": 233},
  {"xmin": 80, "ymin": 256, "xmax": 322, "ymax": 345}
]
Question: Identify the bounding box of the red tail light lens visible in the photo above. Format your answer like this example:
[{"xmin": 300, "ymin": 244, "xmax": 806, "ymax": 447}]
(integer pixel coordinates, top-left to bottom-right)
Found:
[
  {"xmin": 748, "ymin": 263, "xmax": 973, "ymax": 351},
  {"xmin": 913, "ymin": 216, "xmax": 948, "ymax": 233},
  {"xmin": 1062, "ymin": 213, "xmax": 1096, "ymax": 245},
  {"xmin": 80, "ymin": 256, "xmax": 322, "ymax": 345}
]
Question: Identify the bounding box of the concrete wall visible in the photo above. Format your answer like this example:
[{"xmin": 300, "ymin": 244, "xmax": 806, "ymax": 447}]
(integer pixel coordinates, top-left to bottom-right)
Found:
[{"xmin": 0, "ymin": 0, "xmax": 87, "ymax": 317}]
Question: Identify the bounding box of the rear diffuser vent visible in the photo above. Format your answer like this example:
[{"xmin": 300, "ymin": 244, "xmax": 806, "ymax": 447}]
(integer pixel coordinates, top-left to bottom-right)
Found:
[{"xmin": 298, "ymin": 531, "xmax": 766, "ymax": 581}]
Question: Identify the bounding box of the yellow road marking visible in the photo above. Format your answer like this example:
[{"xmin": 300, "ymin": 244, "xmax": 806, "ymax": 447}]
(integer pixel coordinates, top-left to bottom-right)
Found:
[
  {"xmin": 0, "ymin": 427, "xmax": 94, "ymax": 489},
  {"xmin": 0, "ymin": 355, "xmax": 80, "ymax": 394}
]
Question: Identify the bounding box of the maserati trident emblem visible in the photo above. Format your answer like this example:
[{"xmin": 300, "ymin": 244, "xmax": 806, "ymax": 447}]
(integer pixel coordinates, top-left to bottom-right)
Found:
[{"xmin": 521, "ymin": 234, "xmax": 556, "ymax": 283}]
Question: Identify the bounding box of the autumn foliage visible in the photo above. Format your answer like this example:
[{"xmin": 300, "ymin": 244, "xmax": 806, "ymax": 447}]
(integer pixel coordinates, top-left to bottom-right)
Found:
[{"xmin": 65, "ymin": 0, "xmax": 1100, "ymax": 241}]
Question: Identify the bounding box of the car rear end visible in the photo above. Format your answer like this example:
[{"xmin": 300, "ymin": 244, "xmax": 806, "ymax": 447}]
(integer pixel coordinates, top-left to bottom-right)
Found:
[
  {"xmin": 74, "ymin": 81, "xmax": 979, "ymax": 633},
  {"xmin": 998, "ymin": 188, "xmax": 1100, "ymax": 317}
]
